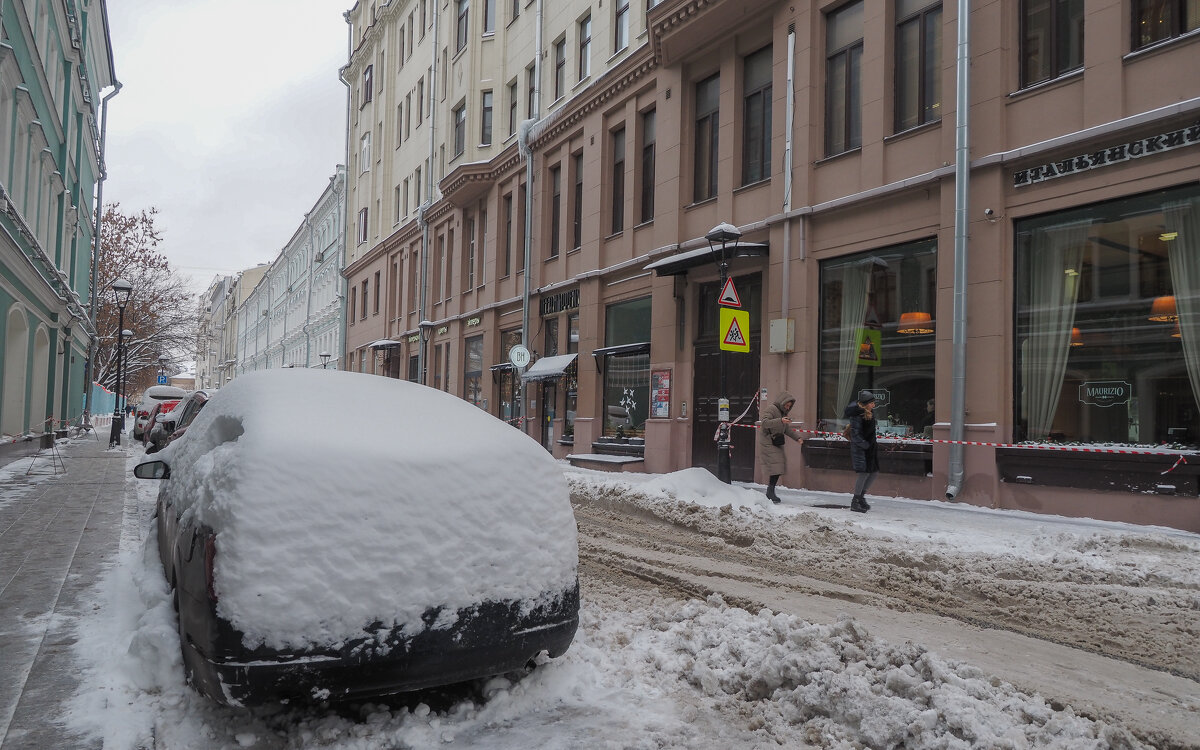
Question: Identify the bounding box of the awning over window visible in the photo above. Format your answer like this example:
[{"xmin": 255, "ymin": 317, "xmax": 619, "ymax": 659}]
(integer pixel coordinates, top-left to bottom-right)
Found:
[
  {"xmin": 590, "ymin": 342, "xmax": 650, "ymax": 372},
  {"xmin": 643, "ymin": 241, "xmax": 770, "ymax": 276},
  {"xmin": 521, "ymin": 353, "xmax": 578, "ymax": 382},
  {"xmin": 367, "ymin": 339, "xmax": 403, "ymax": 348}
]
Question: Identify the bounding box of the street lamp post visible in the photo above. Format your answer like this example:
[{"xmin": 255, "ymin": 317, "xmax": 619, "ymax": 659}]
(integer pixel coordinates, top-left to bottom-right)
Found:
[
  {"xmin": 108, "ymin": 279, "xmax": 132, "ymax": 447},
  {"xmin": 706, "ymin": 223, "xmax": 742, "ymax": 484},
  {"xmin": 158, "ymin": 354, "xmax": 169, "ymax": 380},
  {"xmin": 319, "ymin": 351, "xmax": 331, "ymax": 369}
]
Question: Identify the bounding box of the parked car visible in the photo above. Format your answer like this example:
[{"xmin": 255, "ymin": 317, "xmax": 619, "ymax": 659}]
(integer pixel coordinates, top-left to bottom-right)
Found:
[
  {"xmin": 140, "ymin": 401, "xmax": 177, "ymax": 451},
  {"xmin": 146, "ymin": 390, "xmax": 210, "ymax": 453},
  {"xmin": 132, "ymin": 385, "xmax": 187, "ymax": 441},
  {"xmin": 133, "ymin": 369, "xmax": 579, "ymax": 706}
]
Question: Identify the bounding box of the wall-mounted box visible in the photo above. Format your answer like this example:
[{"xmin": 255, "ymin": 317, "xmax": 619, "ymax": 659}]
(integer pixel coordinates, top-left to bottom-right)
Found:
[{"xmin": 769, "ymin": 318, "xmax": 794, "ymax": 353}]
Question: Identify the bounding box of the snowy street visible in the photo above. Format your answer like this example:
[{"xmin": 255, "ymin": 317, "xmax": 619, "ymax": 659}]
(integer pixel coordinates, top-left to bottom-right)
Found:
[{"xmin": 3, "ymin": 436, "xmax": 1199, "ymax": 749}]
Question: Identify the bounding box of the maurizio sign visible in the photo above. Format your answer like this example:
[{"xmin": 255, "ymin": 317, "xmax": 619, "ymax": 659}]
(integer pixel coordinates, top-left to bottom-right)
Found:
[
  {"xmin": 1078, "ymin": 381, "xmax": 1131, "ymax": 408},
  {"xmin": 1013, "ymin": 124, "xmax": 1200, "ymax": 187}
]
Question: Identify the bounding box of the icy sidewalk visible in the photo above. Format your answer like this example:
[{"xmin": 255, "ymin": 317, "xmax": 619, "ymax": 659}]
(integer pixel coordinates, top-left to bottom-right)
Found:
[{"xmin": 0, "ymin": 434, "xmax": 133, "ymax": 750}]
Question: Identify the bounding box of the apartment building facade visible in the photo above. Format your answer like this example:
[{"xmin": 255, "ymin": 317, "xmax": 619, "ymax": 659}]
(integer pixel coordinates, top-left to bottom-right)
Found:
[
  {"xmin": 1, "ymin": 0, "xmax": 114, "ymax": 436},
  {"xmin": 342, "ymin": 0, "xmax": 1200, "ymax": 531},
  {"xmin": 234, "ymin": 167, "xmax": 347, "ymax": 375}
]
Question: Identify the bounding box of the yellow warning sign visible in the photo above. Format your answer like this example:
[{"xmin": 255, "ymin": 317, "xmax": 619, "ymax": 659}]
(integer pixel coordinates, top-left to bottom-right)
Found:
[{"xmin": 720, "ymin": 307, "xmax": 750, "ymax": 353}]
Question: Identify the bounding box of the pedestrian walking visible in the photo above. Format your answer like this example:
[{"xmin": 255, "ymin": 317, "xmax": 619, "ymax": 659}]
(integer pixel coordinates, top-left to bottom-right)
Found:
[
  {"xmin": 844, "ymin": 390, "xmax": 879, "ymax": 512},
  {"xmin": 759, "ymin": 391, "xmax": 804, "ymax": 503}
]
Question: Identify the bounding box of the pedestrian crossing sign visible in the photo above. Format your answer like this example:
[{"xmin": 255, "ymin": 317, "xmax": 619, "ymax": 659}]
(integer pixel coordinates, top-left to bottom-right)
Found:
[{"xmin": 719, "ymin": 307, "xmax": 751, "ymax": 352}]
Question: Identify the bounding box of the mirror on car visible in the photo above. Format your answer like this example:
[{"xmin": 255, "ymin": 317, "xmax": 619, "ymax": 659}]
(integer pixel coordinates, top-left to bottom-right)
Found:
[{"xmin": 133, "ymin": 460, "xmax": 170, "ymax": 480}]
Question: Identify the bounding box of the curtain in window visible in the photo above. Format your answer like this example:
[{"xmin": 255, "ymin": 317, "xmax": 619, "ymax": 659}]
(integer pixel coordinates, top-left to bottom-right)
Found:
[
  {"xmin": 1020, "ymin": 219, "xmax": 1091, "ymax": 439},
  {"xmin": 1165, "ymin": 197, "xmax": 1200, "ymax": 406},
  {"xmin": 836, "ymin": 262, "xmax": 872, "ymax": 411}
]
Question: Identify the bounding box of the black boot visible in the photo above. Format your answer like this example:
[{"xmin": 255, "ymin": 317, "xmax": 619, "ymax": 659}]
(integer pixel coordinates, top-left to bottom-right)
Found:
[
  {"xmin": 859, "ymin": 495, "xmax": 871, "ymax": 510},
  {"xmin": 767, "ymin": 476, "xmax": 781, "ymax": 503},
  {"xmin": 850, "ymin": 494, "xmax": 868, "ymax": 513}
]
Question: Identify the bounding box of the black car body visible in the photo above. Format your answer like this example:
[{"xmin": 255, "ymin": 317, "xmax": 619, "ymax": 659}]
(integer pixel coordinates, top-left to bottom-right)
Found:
[{"xmin": 135, "ymin": 370, "xmax": 579, "ymax": 706}]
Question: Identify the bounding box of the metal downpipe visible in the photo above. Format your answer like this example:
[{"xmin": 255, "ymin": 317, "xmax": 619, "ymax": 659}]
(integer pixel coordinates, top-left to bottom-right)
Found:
[
  {"xmin": 83, "ymin": 81, "xmax": 121, "ymax": 422},
  {"xmin": 946, "ymin": 0, "xmax": 971, "ymax": 500}
]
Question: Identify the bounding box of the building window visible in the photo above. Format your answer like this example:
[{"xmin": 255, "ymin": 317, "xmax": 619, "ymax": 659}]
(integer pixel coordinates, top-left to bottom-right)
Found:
[
  {"xmin": 464, "ymin": 335, "xmax": 484, "ymax": 407},
  {"xmin": 408, "ymin": 354, "xmax": 419, "ymax": 383},
  {"xmin": 518, "ymin": 183, "xmax": 527, "ymax": 273},
  {"xmin": 503, "ymin": 193, "xmax": 513, "ymax": 276},
  {"xmin": 1021, "ymin": 0, "xmax": 1083, "ymax": 88},
  {"xmin": 1015, "ymin": 184, "xmax": 1200, "ymax": 447},
  {"xmin": 483, "ymin": 0, "xmax": 495, "ymax": 33},
  {"xmin": 614, "ymin": 0, "xmax": 629, "ymax": 52},
  {"xmin": 896, "ymin": 0, "xmax": 942, "ymax": 131},
  {"xmin": 453, "ymin": 102, "xmax": 466, "ymax": 156},
  {"xmin": 405, "ymin": 93, "xmax": 412, "ymax": 139},
  {"xmin": 550, "ymin": 164, "xmax": 562, "ymax": 258},
  {"xmin": 481, "ymin": 90, "xmax": 493, "ymax": 145},
  {"xmin": 545, "ymin": 317, "xmax": 560, "ymax": 357},
  {"xmin": 601, "ymin": 297, "xmax": 652, "ymax": 439},
  {"xmin": 349, "ymin": 287, "xmax": 357, "ymax": 323},
  {"xmin": 362, "ymin": 65, "xmax": 374, "ymax": 105},
  {"xmin": 465, "ymin": 213, "xmax": 476, "ymax": 288},
  {"xmin": 417, "ymin": 78, "xmax": 425, "ymax": 122},
  {"xmin": 527, "ymin": 64, "xmax": 536, "ymax": 120},
  {"xmin": 694, "ymin": 73, "xmax": 720, "ymax": 203},
  {"xmin": 456, "ymin": 0, "xmax": 470, "ymax": 52},
  {"xmin": 408, "ymin": 249, "xmax": 419, "ymax": 313},
  {"xmin": 394, "ymin": 184, "xmax": 402, "ymax": 224},
  {"xmin": 826, "ymin": 1, "xmax": 864, "ymax": 157},
  {"xmin": 357, "ymin": 207, "xmax": 369, "ymax": 244},
  {"xmin": 611, "ymin": 126, "xmax": 625, "ymax": 235},
  {"xmin": 572, "ymin": 151, "xmax": 584, "ymax": 250},
  {"xmin": 415, "ymin": 166, "xmax": 422, "ymax": 206},
  {"xmin": 1133, "ymin": 0, "xmax": 1197, "ymax": 48},
  {"xmin": 640, "ymin": 109, "xmax": 656, "ymax": 223},
  {"xmin": 742, "ymin": 45, "xmax": 772, "ymax": 185},
  {"xmin": 508, "ymin": 79, "xmax": 519, "ymax": 136},
  {"xmin": 360, "ymin": 279, "xmax": 369, "ymax": 319},
  {"xmin": 359, "ymin": 132, "xmax": 371, "ymax": 173},
  {"xmin": 578, "ymin": 15, "xmax": 592, "ymax": 81},
  {"xmin": 373, "ymin": 270, "xmax": 381, "ymax": 314},
  {"xmin": 818, "ymin": 239, "xmax": 937, "ymax": 435},
  {"xmin": 499, "ymin": 328, "xmax": 522, "ymax": 422},
  {"xmin": 566, "ymin": 312, "xmax": 579, "ymax": 438},
  {"xmin": 554, "ymin": 38, "xmax": 567, "ymax": 100},
  {"xmin": 478, "ymin": 207, "xmax": 488, "ymax": 286},
  {"xmin": 510, "ymin": 0, "xmax": 519, "ymax": 22}
]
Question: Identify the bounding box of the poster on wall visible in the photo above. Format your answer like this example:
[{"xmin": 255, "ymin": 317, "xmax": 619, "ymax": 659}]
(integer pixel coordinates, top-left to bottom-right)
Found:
[
  {"xmin": 651, "ymin": 369, "xmax": 671, "ymax": 418},
  {"xmin": 856, "ymin": 328, "xmax": 882, "ymax": 367}
]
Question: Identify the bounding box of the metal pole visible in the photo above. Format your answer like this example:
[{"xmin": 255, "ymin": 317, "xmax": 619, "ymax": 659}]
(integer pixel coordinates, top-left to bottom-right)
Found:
[
  {"xmin": 108, "ymin": 306, "xmax": 124, "ymax": 446},
  {"xmin": 717, "ymin": 258, "xmax": 731, "ymax": 484}
]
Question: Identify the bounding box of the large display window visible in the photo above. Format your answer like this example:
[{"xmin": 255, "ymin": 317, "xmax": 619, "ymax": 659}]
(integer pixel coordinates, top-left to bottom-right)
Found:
[
  {"xmin": 1015, "ymin": 185, "xmax": 1200, "ymax": 447},
  {"xmin": 818, "ymin": 239, "xmax": 937, "ymax": 436},
  {"xmin": 599, "ymin": 297, "xmax": 651, "ymax": 439}
]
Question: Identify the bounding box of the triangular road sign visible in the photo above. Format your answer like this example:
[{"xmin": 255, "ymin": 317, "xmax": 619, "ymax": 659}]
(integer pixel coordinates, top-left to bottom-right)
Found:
[
  {"xmin": 724, "ymin": 318, "xmax": 746, "ymax": 346},
  {"xmin": 718, "ymin": 277, "xmax": 741, "ymax": 307}
]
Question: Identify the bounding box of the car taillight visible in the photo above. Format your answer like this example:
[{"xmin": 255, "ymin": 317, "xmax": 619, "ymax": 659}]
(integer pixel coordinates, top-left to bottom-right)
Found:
[
  {"xmin": 204, "ymin": 535, "xmax": 219, "ymax": 602},
  {"xmin": 138, "ymin": 410, "xmax": 149, "ymax": 418}
]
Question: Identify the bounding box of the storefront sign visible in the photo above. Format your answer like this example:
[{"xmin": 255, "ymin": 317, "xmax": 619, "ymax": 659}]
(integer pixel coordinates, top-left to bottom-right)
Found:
[
  {"xmin": 539, "ymin": 288, "xmax": 580, "ymax": 317},
  {"xmin": 1013, "ymin": 124, "xmax": 1200, "ymax": 187},
  {"xmin": 651, "ymin": 370, "xmax": 671, "ymax": 418},
  {"xmin": 1078, "ymin": 380, "xmax": 1131, "ymax": 407}
]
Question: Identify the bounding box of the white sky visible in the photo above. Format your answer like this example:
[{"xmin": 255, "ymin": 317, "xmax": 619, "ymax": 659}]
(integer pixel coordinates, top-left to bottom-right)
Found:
[{"xmin": 102, "ymin": 0, "xmax": 349, "ymax": 296}]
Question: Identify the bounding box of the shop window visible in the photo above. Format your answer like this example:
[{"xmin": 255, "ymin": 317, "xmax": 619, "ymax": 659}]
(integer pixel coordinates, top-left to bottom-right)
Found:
[
  {"xmin": 818, "ymin": 239, "xmax": 937, "ymax": 436},
  {"xmin": 1020, "ymin": 0, "xmax": 1083, "ymax": 89},
  {"xmin": 497, "ymin": 328, "xmax": 523, "ymax": 423},
  {"xmin": 598, "ymin": 297, "xmax": 652, "ymax": 439},
  {"xmin": 566, "ymin": 313, "xmax": 579, "ymax": 438},
  {"xmin": 1014, "ymin": 185, "xmax": 1200, "ymax": 447}
]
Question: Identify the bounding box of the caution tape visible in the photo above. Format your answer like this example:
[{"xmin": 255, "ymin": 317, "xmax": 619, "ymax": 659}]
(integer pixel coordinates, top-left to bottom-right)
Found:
[{"xmin": 714, "ymin": 392, "xmax": 761, "ymax": 442}]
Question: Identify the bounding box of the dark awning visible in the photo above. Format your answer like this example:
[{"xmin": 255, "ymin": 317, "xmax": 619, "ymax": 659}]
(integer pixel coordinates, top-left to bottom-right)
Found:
[
  {"xmin": 643, "ymin": 241, "xmax": 769, "ymax": 276},
  {"xmin": 521, "ymin": 353, "xmax": 578, "ymax": 382},
  {"xmin": 367, "ymin": 339, "xmax": 403, "ymax": 348},
  {"xmin": 590, "ymin": 342, "xmax": 650, "ymax": 372}
]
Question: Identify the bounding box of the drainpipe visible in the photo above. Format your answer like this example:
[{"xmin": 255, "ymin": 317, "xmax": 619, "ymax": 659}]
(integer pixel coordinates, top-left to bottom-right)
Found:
[
  {"xmin": 340, "ymin": 14, "xmax": 353, "ymax": 373},
  {"xmin": 83, "ymin": 81, "xmax": 121, "ymax": 424},
  {"xmin": 516, "ymin": 0, "xmax": 543, "ymax": 434},
  {"xmin": 303, "ymin": 212, "xmax": 314, "ymax": 366},
  {"xmin": 418, "ymin": 0, "xmax": 440, "ymax": 386},
  {"xmin": 946, "ymin": 0, "xmax": 971, "ymax": 500},
  {"xmin": 780, "ymin": 24, "xmax": 796, "ymax": 390}
]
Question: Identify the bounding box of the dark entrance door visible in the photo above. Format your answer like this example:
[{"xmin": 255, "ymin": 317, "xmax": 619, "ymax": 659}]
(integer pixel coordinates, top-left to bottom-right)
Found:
[{"xmin": 692, "ymin": 273, "xmax": 762, "ymax": 482}]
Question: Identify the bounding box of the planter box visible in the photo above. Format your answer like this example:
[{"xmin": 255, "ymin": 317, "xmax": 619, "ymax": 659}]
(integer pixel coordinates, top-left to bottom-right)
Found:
[
  {"xmin": 802, "ymin": 439, "xmax": 932, "ymax": 476},
  {"xmin": 996, "ymin": 447, "xmax": 1200, "ymax": 496}
]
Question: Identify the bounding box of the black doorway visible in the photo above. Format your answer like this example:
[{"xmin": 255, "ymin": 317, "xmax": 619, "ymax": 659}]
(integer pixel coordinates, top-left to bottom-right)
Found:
[{"xmin": 691, "ymin": 273, "xmax": 762, "ymax": 482}]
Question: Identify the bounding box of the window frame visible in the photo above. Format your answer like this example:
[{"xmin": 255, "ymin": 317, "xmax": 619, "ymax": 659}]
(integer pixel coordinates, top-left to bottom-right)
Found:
[
  {"xmin": 1020, "ymin": 0, "xmax": 1084, "ymax": 89},
  {"xmin": 894, "ymin": 0, "xmax": 942, "ymax": 132},
  {"xmin": 578, "ymin": 15, "xmax": 592, "ymax": 82},
  {"xmin": 741, "ymin": 45, "xmax": 773, "ymax": 186},
  {"xmin": 825, "ymin": 1, "xmax": 864, "ymax": 157},
  {"xmin": 693, "ymin": 73, "xmax": 720, "ymax": 203}
]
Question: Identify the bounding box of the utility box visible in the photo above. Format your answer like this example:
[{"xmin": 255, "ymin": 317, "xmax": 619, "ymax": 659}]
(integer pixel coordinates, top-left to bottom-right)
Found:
[{"xmin": 769, "ymin": 318, "xmax": 795, "ymax": 353}]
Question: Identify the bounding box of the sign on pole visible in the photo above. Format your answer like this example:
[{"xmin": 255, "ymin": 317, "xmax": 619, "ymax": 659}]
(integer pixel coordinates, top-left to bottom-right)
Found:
[
  {"xmin": 157, "ymin": 375, "xmax": 168, "ymax": 385},
  {"xmin": 719, "ymin": 308, "xmax": 750, "ymax": 353},
  {"xmin": 718, "ymin": 277, "xmax": 741, "ymax": 307}
]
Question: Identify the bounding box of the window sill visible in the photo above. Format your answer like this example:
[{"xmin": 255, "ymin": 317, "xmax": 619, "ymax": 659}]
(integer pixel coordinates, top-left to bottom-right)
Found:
[
  {"xmin": 885, "ymin": 118, "xmax": 941, "ymax": 143},
  {"xmin": 1124, "ymin": 27, "xmax": 1200, "ymax": 63},
  {"xmin": 685, "ymin": 196, "xmax": 718, "ymax": 211},
  {"xmin": 546, "ymin": 253, "xmax": 561, "ymax": 262},
  {"xmin": 734, "ymin": 178, "xmax": 771, "ymax": 194},
  {"xmin": 814, "ymin": 146, "xmax": 862, "ymax": 166},
  {"xmin": 633, "ymin": 219, "xmax": 653, "ymax": 231},
  {"xmin": 604, "ymin": 229, "xmax": 624, "ymax": 241},
  {"xmin": 996, "ymin": 447, "xmax": 1200, "ymax": 496},
  {"xmin": 1007, "ymin": 68, "xmax": 1083, "ymax": 100},
  {"xmin": 573, "ymin": 75, "xmax": 591, "ymax": 91}
]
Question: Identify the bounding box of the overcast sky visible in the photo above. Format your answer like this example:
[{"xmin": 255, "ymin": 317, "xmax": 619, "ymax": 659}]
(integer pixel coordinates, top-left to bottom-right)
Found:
[{"xmin": 103, "ymin": 0, "xmax": 350, "ymax": 297}]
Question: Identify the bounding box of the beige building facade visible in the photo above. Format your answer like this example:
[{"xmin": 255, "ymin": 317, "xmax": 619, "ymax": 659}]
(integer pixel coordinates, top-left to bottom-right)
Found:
[{"xmin": 341, "ymin": 0, "xmax": 1200, "ymax": 532}]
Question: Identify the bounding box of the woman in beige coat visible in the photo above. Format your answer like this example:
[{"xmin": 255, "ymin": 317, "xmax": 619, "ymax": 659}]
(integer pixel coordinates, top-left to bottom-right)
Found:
[{"xmin": 758, "ymin": 391, "xmax": 804, "ymax": 503}]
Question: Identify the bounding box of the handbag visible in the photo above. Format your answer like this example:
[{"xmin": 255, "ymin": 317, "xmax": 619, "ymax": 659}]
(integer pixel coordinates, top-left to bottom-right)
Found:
[
  {"xmin": 841, "ymin": 424, "xmax": 852, "ymax": 440},
  {"xmin": 771, "ymin": 433, "xmax": 786, "ymax": 447}
]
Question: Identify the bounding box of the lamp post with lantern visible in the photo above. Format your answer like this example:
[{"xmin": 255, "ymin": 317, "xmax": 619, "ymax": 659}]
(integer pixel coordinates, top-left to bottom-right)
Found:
[
  {"xmin": 705, "ymin": 223, "xmax": 742, "ymax": 484},
  {"xmin": 108, "ymin": 279, "xmax": 132, "ymax": 447},
  {"xmin": 320, "ymin": 351, "xmax": 331, "ymax": 369}
]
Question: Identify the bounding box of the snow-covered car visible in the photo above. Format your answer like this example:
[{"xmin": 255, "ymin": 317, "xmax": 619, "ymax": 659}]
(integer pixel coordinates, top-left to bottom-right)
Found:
[
  {"xmin": 132, "ymin": 385, "xmax": 187, "ymax": 440},
  {"xmin": 133, "ymin": 369, "xmax": 579, "ymax": 706}
]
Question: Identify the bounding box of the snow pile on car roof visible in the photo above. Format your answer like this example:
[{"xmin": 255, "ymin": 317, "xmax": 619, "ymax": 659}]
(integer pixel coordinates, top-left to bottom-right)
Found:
[{"xmin": 160, "ymin": 369, "xmax": 578, "ymax": 650}]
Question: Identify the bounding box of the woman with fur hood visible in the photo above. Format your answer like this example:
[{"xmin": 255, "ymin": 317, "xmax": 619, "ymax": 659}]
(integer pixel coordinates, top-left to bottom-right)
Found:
[
  {"xmin": 758, "ymin": 391, "xmax": 804, "ymax": 503},
  {"xmin": 843, "ymin": 390, "xmax": 880, "ymax": 513}
]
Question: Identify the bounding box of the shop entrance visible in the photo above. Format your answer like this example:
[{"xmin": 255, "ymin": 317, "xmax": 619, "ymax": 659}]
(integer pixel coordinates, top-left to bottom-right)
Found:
[{"xmin": 692, "ymin": 273, "xmax": 762, "ymax": 482}]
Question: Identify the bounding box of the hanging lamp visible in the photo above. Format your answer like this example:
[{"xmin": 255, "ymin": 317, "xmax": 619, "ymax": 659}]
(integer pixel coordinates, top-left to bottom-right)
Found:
[
  {"xmin": 1149, "ymin": 295, "xmax": 1178, "ymax": 322},
  {"xmin": 897, "ymin": 311, "xmax": 934, "ymax": 334}
]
